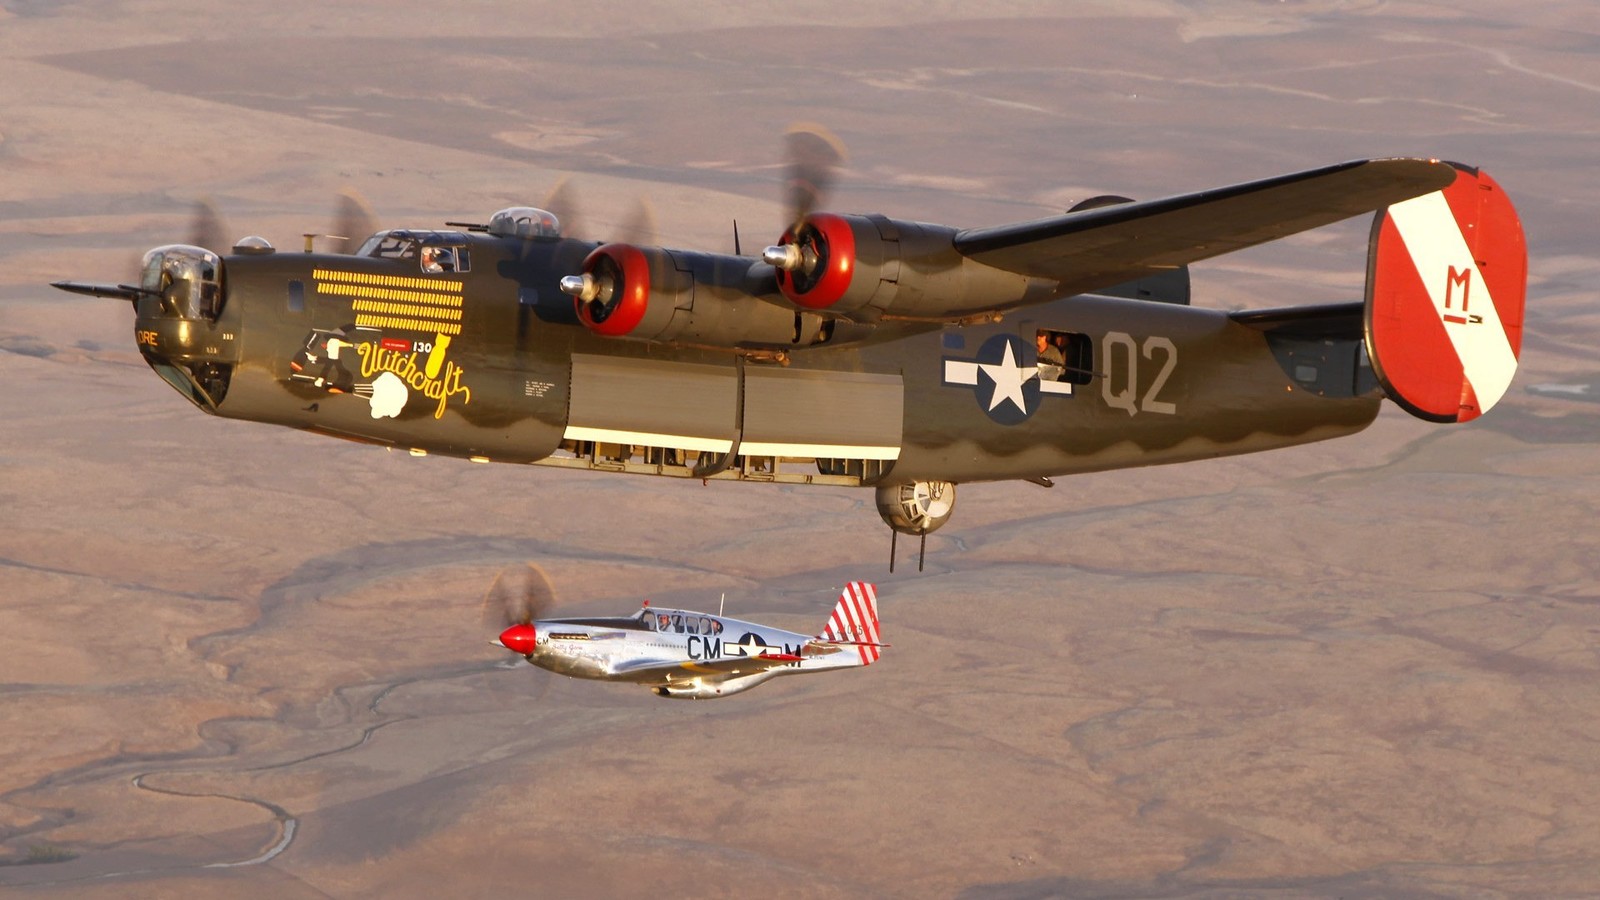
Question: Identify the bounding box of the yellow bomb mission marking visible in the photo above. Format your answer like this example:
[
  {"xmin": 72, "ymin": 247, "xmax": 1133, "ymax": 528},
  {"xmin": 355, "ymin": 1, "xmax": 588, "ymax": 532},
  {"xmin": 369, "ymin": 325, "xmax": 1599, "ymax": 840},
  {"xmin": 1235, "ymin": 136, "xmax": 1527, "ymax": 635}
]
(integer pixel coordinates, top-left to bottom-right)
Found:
[{"xmin": 355, "ymin": 341, "xmax": 472, "ymax": 419}]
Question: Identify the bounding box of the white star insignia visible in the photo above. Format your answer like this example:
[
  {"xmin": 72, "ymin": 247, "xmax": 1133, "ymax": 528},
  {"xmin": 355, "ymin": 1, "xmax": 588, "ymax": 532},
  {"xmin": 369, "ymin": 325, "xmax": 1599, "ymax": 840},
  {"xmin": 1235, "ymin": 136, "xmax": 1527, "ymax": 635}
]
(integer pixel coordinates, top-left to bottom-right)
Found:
[
  {"xmin": 728, "ymin": 635, "xmax": 769, "ymax": 657},
  {"xmin": 978, "ymin": 340, "xmax": 1036, "ymax": 413}
]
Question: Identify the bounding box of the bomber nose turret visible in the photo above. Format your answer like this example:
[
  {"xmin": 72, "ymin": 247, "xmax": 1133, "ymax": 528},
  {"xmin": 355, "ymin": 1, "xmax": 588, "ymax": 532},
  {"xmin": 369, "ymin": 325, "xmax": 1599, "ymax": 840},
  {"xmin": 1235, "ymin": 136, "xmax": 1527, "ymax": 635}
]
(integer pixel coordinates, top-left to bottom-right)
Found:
[
  {"xmin": 53, "ymin": 242, "xmax": 241, "ymax": 410},
  {"xmin": 132, "ymin": 244, "xmax": 223, "ymax": 347},
  {"xmin": 128, "ymin": 244, "xmax": 239, "ymax": 409}
]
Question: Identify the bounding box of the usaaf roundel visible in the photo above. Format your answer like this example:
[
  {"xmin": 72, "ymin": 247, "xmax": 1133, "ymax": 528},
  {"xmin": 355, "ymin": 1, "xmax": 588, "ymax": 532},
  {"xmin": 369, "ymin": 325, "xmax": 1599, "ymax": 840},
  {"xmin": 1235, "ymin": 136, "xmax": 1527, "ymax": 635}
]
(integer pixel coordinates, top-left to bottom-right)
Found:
[{"xmin": 942, "ymin": 333, "xmax": 1074, "ymax": 425}]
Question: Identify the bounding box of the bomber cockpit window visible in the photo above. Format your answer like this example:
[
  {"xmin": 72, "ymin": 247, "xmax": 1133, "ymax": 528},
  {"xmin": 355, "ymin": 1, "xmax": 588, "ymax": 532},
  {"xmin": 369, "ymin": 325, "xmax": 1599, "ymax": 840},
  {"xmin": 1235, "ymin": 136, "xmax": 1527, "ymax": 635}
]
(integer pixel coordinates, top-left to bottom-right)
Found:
[
  {"xmin": 1035, "ymin": 328, "xmax": 1094, "ymax": 386},
  {"xmin": 358, "ymin": 230, "xmax": 472, "ymax": 274},
  {"xmin": 419, "ymin": 245, "xmax": 471, "ymax": 274},
  {"xmin": 358, "ymin": 231, "xmax": 418, "ymax": 260}
]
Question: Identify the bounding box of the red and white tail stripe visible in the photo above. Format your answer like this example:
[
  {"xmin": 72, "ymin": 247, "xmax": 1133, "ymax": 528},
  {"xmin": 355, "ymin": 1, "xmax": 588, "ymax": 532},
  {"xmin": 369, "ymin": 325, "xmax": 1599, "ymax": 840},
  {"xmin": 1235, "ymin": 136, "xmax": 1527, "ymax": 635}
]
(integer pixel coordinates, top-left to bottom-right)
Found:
[
  {"xmin": 1366, "ymin": 163, "xmax": 1526, "ymax": 423},
  {"xmin": 821, "ymin": 582, "xmax": 883, "ymax": 665}
]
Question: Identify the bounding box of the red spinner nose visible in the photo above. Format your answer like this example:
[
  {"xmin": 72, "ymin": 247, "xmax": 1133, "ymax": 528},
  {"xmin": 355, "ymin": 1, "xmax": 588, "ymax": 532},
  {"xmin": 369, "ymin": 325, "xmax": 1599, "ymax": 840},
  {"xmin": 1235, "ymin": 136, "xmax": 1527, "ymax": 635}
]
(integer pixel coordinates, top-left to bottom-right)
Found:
[{"xmin": 499, "ymin": 623, "xmax": 538, "ymax": 655}]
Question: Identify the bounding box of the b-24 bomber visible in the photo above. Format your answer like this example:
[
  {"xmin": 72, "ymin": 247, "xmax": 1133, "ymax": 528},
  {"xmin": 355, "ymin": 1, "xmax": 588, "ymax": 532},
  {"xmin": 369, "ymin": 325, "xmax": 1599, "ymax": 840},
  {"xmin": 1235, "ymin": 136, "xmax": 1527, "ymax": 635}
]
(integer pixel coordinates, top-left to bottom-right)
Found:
[{"xmin": 54, "ymin": 129, "xmax": 1527, "ymax": 567}]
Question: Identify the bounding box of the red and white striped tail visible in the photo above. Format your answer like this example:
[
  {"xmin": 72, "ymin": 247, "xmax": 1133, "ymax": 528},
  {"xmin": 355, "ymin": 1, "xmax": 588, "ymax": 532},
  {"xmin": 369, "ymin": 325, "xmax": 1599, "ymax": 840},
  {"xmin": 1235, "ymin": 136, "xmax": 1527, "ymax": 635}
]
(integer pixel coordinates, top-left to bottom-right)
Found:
[
  {"xmin": 1366, "ymin": 163, "xmax": 1526, "ymax": 423},
  {"xmin": 821, "ymin": 582, "xmax": 883, "ymax": 665}
]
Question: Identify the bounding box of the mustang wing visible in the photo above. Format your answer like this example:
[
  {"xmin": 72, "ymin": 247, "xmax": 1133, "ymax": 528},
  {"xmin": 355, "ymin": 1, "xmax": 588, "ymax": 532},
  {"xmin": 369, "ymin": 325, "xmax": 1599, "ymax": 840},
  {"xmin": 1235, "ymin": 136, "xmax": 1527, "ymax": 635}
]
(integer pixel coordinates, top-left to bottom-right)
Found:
[
  {"xmin": 610, "ymin": 653, "xmax": 799, "ymax": 684},
  {"xmin": 954, "ymin": 158, "xmax": 1456, "ymax": 298}
]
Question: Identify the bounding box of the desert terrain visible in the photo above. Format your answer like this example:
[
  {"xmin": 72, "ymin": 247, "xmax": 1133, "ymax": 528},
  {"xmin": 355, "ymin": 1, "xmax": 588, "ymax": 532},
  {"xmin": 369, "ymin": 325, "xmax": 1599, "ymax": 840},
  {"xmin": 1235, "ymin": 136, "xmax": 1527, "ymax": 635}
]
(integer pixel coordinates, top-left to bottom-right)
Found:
[{"xmin": 1, "ymin": 1, "xmax": 1598, "ymax": 896}]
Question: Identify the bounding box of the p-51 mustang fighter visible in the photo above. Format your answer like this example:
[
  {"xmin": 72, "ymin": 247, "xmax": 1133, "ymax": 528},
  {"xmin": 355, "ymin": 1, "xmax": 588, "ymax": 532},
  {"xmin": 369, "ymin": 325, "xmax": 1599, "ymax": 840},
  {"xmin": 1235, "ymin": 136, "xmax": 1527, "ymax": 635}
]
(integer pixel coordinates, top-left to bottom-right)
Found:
[
  {"xmin": 487, "ymin": 568, "xmax": 884, "ymax": 699},
  {"xmin": 53, "ymin": 129, "xmax": 1527, "ymax": 567}
]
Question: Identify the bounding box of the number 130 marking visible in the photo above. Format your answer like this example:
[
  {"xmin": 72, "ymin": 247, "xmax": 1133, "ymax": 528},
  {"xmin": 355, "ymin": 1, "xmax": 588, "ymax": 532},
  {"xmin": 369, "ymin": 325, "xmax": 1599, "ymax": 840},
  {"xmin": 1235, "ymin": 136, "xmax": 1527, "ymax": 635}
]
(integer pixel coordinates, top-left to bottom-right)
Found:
[{"xmin": 1103, "ymin": 332, "xmax": 1178, "ymax": 416}]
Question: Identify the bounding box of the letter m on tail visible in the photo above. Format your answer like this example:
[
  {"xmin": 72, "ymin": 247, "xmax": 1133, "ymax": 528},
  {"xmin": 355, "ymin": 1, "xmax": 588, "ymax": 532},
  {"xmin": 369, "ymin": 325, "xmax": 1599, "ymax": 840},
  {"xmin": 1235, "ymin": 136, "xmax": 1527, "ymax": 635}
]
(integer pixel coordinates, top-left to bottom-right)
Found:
[{"xmin": 822, "ymin": 582, "xmax": 884, "ymax": 665}]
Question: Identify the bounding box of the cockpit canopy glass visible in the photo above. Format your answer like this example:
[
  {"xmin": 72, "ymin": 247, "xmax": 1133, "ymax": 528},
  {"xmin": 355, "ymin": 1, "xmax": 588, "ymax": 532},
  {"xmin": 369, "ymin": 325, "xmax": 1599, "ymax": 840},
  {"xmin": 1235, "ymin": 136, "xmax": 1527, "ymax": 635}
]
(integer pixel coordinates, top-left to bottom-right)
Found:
[
  {"xmin": 639, "ymin": 609, "xmax": 723, "ymax": 635},
  {"xmin": 487, "ymin": 207, "xmax": 561, "ymax": 240}
]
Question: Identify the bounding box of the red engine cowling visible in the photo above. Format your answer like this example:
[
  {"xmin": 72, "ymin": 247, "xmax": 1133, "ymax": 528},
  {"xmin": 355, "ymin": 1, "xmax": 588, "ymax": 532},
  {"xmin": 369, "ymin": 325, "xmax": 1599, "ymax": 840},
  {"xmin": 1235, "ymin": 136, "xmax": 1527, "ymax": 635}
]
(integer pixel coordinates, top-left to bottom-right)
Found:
[
  {"xmin": 769, "ymin": 213, "xmax": 893, "ymax": 315},
  {"xmin": 765, "ymin": 213, "xmax": 1043, "ymax": 322},
  {"xmin": 568, "ymin": 243, "xmax": 687, "ymax": 337},
  {"xmin": 562, "ymin": 243, "xmax": 831, "ymax": 347}
]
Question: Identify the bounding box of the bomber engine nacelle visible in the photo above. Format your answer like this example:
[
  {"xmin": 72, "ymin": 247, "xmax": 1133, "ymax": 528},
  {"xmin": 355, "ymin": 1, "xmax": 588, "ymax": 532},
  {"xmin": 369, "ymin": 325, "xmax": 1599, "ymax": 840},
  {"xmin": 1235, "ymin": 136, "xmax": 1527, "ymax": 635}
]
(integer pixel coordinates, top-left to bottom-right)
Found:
[
  {"xmin": 560, "ymin": 243, "xmax": 831, "ymax": 349},
  {"xmin": 762, "ymin": 213, "xmax": 1055, "ymax": 322}
]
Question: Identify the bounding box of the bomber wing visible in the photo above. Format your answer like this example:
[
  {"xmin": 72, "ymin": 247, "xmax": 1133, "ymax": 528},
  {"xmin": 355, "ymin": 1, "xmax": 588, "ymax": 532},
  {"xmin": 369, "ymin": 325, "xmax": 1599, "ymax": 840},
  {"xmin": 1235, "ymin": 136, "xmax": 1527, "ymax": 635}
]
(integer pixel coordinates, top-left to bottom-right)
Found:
[
  {"xmin": 953, "ymin": 158, "xmax": 1456, "ymax": 298},
  {"xmin": 1229, "ymin": 301, "xmax": 1365, "ymax": 339}
]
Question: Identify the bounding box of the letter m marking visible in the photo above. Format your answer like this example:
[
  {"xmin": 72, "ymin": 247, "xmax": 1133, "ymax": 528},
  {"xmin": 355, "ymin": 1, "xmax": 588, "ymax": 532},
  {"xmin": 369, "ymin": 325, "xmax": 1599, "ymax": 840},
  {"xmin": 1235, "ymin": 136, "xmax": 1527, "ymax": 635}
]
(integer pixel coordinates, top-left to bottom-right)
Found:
[{"xmin": 1445, "ymin": 266, "xmax": 1472, "ymax": 312}]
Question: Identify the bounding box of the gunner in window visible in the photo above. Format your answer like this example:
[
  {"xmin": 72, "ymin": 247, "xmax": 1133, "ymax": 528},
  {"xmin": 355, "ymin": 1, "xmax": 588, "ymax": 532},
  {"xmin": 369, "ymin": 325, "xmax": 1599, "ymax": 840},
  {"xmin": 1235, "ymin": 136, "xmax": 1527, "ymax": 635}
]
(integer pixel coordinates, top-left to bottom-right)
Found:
[{"xmin": 1035, "ymin": 330, "xmax": 1065, "ymax": 381}]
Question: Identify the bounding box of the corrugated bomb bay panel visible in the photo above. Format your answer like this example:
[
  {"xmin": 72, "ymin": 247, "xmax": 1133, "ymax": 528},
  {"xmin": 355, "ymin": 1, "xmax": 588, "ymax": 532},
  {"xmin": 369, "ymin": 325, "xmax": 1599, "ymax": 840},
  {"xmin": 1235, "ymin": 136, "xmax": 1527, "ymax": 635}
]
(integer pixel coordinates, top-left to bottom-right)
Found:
[
  {"xmin": 565, "ymin": 354, "xmax": 738, "ymax": 453},
  {"xmin": 741, "ymin": 367, "xmax": 903, "ymax": 459}
]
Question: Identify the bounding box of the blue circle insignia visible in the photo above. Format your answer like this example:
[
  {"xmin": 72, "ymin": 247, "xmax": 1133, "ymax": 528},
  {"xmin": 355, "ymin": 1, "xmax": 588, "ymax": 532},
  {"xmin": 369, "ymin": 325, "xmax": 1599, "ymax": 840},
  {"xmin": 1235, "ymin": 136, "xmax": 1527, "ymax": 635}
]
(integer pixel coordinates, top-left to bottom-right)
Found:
[{"xmin": 973, "ymin": 334, "xmax": 1040, "ymax": 425}]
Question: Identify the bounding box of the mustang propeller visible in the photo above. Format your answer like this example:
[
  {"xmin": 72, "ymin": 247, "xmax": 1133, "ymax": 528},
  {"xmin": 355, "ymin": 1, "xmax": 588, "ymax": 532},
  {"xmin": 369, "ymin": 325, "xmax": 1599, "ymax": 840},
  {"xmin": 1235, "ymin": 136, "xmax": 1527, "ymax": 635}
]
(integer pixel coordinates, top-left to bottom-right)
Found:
[{"xmin": 482, "ymin": 563, "xmax": 557, "ymax": 657}]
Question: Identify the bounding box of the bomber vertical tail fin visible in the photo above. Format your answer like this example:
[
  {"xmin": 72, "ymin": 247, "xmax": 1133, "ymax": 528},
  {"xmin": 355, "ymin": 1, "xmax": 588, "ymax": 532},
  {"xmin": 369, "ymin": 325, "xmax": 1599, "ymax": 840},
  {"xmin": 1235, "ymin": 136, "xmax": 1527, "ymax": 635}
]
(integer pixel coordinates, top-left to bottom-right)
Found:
[
  {"xmin": 819, "ymin": 582, "xmax": 884, "ymax": 666},
  {"xmin": 1365, "ymin": 163, "xmax": 1527, "ymax": 422}
]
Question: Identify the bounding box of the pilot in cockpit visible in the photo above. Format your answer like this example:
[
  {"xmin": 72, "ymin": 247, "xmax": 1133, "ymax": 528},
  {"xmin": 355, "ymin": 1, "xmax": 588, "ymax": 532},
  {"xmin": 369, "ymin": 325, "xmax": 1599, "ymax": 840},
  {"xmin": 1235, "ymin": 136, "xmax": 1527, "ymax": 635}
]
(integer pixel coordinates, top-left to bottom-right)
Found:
[{"xmin": 421, "ymin": 246, "xmax": 447, "ymax": 273}]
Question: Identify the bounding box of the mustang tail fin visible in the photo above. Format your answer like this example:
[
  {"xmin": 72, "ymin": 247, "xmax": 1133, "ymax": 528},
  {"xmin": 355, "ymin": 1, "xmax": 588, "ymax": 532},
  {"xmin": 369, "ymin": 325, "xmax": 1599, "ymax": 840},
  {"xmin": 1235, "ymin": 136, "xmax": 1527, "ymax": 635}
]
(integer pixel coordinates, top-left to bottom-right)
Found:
[
  {"xmin": 820, "ymin": 582, "xmax": 884, "ymax": 666},
  {"xmin": 1365, "ymin": 163, "xmax": 1526, "ymax": 423}
]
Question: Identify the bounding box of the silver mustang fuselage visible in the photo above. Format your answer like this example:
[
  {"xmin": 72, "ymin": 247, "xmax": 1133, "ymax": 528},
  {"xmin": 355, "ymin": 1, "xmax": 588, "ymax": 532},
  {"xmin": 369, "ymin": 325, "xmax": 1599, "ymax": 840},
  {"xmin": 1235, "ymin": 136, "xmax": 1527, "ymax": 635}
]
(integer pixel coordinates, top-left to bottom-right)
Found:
[{"xmin": 525, "ymin": 607, "xmax": 863, "ymax": 699}]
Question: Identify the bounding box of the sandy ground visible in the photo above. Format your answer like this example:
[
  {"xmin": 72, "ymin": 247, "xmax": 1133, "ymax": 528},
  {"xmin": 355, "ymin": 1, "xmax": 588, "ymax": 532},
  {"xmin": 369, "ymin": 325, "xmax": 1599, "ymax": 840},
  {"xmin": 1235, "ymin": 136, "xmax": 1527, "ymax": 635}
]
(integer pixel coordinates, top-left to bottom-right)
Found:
[{"xmin": 1, "ymin": 1, "xmax": 1598, "ymax": 896}]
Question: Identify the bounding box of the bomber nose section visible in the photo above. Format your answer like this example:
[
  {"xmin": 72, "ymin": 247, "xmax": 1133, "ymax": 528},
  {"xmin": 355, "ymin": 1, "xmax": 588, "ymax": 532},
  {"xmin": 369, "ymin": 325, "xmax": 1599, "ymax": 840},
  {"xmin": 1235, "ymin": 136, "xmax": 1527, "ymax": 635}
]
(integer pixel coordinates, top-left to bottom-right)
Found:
[
  {"xmin": 51, "ymin": 243, "xmax": 242, "ymax": 411},
  {"xmin": 132, "ymin": 244, "xmax": 239, "ymax": 410},
  {"xmin": 499, "ymin": 623, "xmax": 538, "ymax": 656}
]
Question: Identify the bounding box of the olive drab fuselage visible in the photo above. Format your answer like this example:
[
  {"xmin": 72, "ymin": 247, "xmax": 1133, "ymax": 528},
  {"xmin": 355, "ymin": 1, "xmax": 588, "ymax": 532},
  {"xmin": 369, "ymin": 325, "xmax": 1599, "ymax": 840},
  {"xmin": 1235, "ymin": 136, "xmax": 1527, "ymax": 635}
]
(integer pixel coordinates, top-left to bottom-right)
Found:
[{"xmin": 132, "ymin": 225, "xmax": 1379, "ymax": 506}]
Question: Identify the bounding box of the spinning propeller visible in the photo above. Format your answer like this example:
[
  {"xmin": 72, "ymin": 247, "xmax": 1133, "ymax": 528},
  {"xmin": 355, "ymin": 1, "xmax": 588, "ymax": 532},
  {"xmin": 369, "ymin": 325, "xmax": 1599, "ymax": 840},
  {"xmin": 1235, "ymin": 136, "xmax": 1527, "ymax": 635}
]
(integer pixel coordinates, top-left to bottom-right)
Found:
[
  {"xmin": 541, "ymin": 177, "xmax": 658, "ymax": 246},
  {"xmin": 51, "ymin": 190, "xmax": 380, "ymax": 304},
  {"xmin": 551, "ymin": 178, "xmax": 662, "ymax": 319},
  {"xmin": 763, "ymin": 123, "xmax": 848, "ymax": 278},
  {"xmin": 328, "ymin": 189, "xmax": 381, "ymax": 254},
  {"xmin": 482, "ymin": 563, "xmax": 557, "ymax": 657},
  {"xmin": 558, "ymin": 122, "xmax": 848, "ymax": 330},
  {"xmin": 192, "ymin": 189, "xmax": 382, "ymax": 256},
  {"xmin": 187, "ymin": 197, "xmax": 227, "ymax": 260},
  {"xmin": 783, "ymin": 122, "xmax": 848, "ymax": 235}
]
